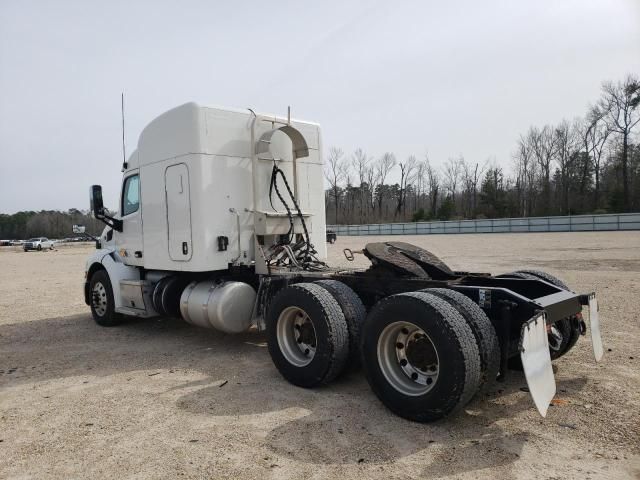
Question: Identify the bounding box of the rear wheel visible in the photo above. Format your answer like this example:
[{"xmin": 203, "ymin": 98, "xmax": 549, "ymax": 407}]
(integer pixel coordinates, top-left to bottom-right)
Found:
[
  {"xmin": 361, "ymin": 291, "xmax": 481, "ymax": 422},
  {"xmin": 507, "ymin": 270, "xmax": 581, "ymax": 360},
  {"xmin": 267, "ymin": 283, "xmax": 349, "ymax": 387},
  {"xmin": 89, "ymin": 269, "xmax": 123, "ymax": 327}
]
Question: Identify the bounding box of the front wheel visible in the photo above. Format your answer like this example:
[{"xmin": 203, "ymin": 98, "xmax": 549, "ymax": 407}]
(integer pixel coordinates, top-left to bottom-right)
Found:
[
  {"xmin": 37, "ymin": 244, "xmax": 42, "ymax": 251},
  {"xmin": 89, "ymin": 270, "xmax": 123, "ymax": 327}
]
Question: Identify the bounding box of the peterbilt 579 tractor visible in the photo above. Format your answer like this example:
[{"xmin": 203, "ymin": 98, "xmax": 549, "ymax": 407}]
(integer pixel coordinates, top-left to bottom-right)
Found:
[{"xmin": 84, "ymin": 103, "xmax": 603, "ymax": 422}]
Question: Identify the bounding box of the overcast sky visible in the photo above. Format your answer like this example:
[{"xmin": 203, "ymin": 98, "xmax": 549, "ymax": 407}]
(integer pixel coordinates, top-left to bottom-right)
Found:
[{"xmin": 1, "ymin": 0, "xmax": 639, "ymax": 213}]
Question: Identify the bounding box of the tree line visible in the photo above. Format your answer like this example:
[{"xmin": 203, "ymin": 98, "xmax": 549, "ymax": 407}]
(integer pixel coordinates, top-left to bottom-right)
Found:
[
  {"xmin": 0, "ymin": 209, "xmax": 106, "ymax": 240},
  {"xmin": 2, "ymin": 75, "xmax": 638, "ymax": 238},
  {"xmin": 324, "ymin": 75, "xmax": 640, "ymax": 224}
]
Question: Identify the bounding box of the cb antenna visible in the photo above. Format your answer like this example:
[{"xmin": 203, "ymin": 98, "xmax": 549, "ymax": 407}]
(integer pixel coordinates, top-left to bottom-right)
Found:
[{"xmin": 121, "ymin": 92, "xmax": 127, "ymax": 171}]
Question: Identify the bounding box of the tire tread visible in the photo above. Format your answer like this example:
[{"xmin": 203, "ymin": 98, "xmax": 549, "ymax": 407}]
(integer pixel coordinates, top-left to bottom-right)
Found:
[
  {"xmin": 423, "ymin": 288, "xmax": 500, "ymax": 390},
  {"xmin": 314, "ymin": 280, "xmax": 366, "ymax": 366}
]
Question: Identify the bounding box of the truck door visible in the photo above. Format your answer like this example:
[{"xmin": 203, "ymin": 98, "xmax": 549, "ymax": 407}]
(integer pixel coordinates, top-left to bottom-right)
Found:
[
  {"xmin": 117, "ymin": 170, "xmax": 144, "ymax": 266},
  {"xmin": 165, "ymin": 163, "xmax": 193, "ymax": 261}
]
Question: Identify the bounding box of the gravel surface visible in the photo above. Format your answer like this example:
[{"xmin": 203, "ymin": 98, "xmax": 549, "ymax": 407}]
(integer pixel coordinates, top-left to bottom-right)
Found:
[{"xmin": 1, "ymin": 232, "xmax": 639, "ymax": 479}]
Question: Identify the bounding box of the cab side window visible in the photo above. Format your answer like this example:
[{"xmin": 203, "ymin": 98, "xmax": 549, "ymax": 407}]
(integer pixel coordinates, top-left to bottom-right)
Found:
[{"xmin": 122, "ymin": 174, "xmax": 140, "ymax": 216}]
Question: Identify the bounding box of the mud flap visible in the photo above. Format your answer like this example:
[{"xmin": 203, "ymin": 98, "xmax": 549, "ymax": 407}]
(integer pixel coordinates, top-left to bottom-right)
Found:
[
  {"xmin": 588, "ymin": 296, "xmax": 604, "ymax": 362},
  {"xmin": 520, "ymin": 313, "xmax": 556, "ymax": 417}
]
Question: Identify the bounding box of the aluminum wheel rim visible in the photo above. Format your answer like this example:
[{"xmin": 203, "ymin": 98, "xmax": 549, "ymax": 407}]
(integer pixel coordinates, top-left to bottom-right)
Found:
[
  {"xmin": 377, "ymin": 321, "xmax": 439, "ymax": 396},
  {"xmin": 92, "ymin": 282, "xmax": 108, "ymax": 317},
  {"xmin": 276, "ymin": 306, "xmax": 317, "ymax": 367}
]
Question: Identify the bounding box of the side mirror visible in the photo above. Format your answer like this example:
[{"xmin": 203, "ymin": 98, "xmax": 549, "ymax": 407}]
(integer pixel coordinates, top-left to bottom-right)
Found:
[
  {"xmin": 88, "ymin": 184, "xmax": 123, "ymax": 232},
  {"xmin": 90, "ymin": 185, "xmax": 104, "ymax": 218}
]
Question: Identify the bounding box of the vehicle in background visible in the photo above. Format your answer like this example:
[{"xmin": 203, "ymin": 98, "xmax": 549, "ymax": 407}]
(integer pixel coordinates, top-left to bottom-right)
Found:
[
  {"xmin": 326, "ymin": 229, "xmax": 337, "ymax": 244},
  {"xmin": 23, "ymin": 237, "xmax": 54, "ymax": 251},
  {"xmin": 0, "ymin": 240, "xmax": 12, "ymax": 246}
]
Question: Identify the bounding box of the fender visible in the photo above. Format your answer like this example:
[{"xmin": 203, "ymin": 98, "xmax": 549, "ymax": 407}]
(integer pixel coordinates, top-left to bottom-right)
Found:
[{"xmin": 85, "ymin": 248, "xmax": 141, "ymax": 310}]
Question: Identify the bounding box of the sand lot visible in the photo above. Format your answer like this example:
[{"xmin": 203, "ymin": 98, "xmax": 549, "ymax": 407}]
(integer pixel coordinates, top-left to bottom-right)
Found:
[{"xmin": 1, "ymin": 232, "xmax": 639, "ymax": 479}]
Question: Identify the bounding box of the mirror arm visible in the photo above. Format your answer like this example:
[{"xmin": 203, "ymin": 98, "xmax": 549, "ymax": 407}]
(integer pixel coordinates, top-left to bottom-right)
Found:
[{"xmin": 96, "ymin": 210, "xmax": 123, "ymax": 232}]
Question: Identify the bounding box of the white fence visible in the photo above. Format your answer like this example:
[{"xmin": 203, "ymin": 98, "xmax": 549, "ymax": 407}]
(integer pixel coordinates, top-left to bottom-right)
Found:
[{"xmin": 328, "ymin": 213, "xmax": 640, "ymax": 236}]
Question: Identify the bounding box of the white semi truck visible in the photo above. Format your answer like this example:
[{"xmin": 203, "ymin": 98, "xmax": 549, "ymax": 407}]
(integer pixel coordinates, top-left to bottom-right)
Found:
[{"xmin": 84, "ymin": 103, "xmax": 603, "ymax": 421}]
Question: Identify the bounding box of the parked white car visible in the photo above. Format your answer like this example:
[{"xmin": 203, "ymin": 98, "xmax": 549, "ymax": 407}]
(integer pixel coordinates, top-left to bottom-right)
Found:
[{"xmin": 23, "ymin": 237, "xmax": 54, "ymax": 251}]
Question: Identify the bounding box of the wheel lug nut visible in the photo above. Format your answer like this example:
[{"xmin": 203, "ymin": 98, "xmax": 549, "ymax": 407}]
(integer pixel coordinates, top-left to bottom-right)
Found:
[
  {"xmin": 401, "ymin": 328, "xmax": 409, "ymax": 335},
  {"xmin": 400, "ymin": 359, "xmax": 408, "ymax": 367},
  {"xmin": 426, "ymin": 378, "xmax": 433, "ymax": 385},
  {"xmin": 411, "ymin": 372, "xmax": 418, "ymax": 380},
  {"xmin": 396, "ymin": 342, "xmax": 404, "ymax": 349},
  {"xmin": 304, "ymin": 348, "xmax": 310, "ymax": 355}
]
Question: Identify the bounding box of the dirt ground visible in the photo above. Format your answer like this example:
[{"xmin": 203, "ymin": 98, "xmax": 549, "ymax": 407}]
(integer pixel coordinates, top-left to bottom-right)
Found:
[{"xmin": 1, "ymin": 232, "xmax": 639, "ymax": 480}]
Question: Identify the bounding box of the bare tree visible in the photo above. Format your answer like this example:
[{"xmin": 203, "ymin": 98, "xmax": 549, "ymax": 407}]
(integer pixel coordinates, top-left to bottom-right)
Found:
[
  {"xmin": 324, "ymin": 147, "xmax": 347, "ymax": 223},
  {"xmin": 414, "ymin": 161, "xmax": 427, "ymax": 211},
  {"xmin": 443, "ymin": 156, "xmax": 462, "ymax": 204},
  {"xmin": 583, "ymin": 106, "xmax": 612, "ymax": 208},
  {"xmin": 375, "ymin": 152, "xmax": 397, "ymax": 214},
  {"xmin": 461, "ymin": 157, "xmax": 487, "ymax": 217},
  {"xmin": 514, "ymin": 134, "xmax": 537, "ymax": 216},
  {"xmin": 598, "ymin": 75, "xmax": 640, "ymax": 211},
  {"xmin": 529, "ymin": 125, "xmax": 557, "ymax": 214},
  {"xmin": 351, "ymin": 148, "xmax": 370, "ymax": 222},
  {"xmin": 554, "ymin": 120, "xmax": 581, "ymax": 214},
  {"xmin": 424, "ymin": 154, "xmax": 440, "ymax": 218},
  {"xmin": 365, "ymin": 163, "xmax": 377, "ymax": 219},
  {"xmin": 396, "ymin": 155, "xmax": 418, "ymax": 217}
]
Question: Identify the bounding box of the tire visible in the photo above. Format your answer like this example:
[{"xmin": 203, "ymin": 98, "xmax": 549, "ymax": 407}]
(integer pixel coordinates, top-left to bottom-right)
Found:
[
  {"xmin": 516, "ymin": 269, "xmax": 570, "ymax": 290},
  {"xmin": 500, "ymin": 271, "xmax": 536, "ymax": 281},
  {"xmin": 423, "ymin": 288, "xmax": 500, "ymax": 390},
  {"xmin": 562, "ymin": 316, "xmax": 582, "ymax": 353},
  {"xmin": 37, "ymin": 244, "xmax": 42, "ymax": 251},
  {"xmin": 89, "ymin": 269, "xmax": 123, "ymax": 327},
  {"xmin": 360, "ymin": 291, "xmax": 481, "ymax": 422},
  {"xmin": 267, "ymin": 283, "xmax": 349, "ymax": 388},
  {"xmin": 510, "ymin": 270, "xmax": 581, "ymax": 360},
  {"xmin": 385, "ymin": 241, "xmax": 454, "ymax": 275},
  {"xmin": 314, "ymin": 280, "xmax": 366, "ymax": 368}
]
